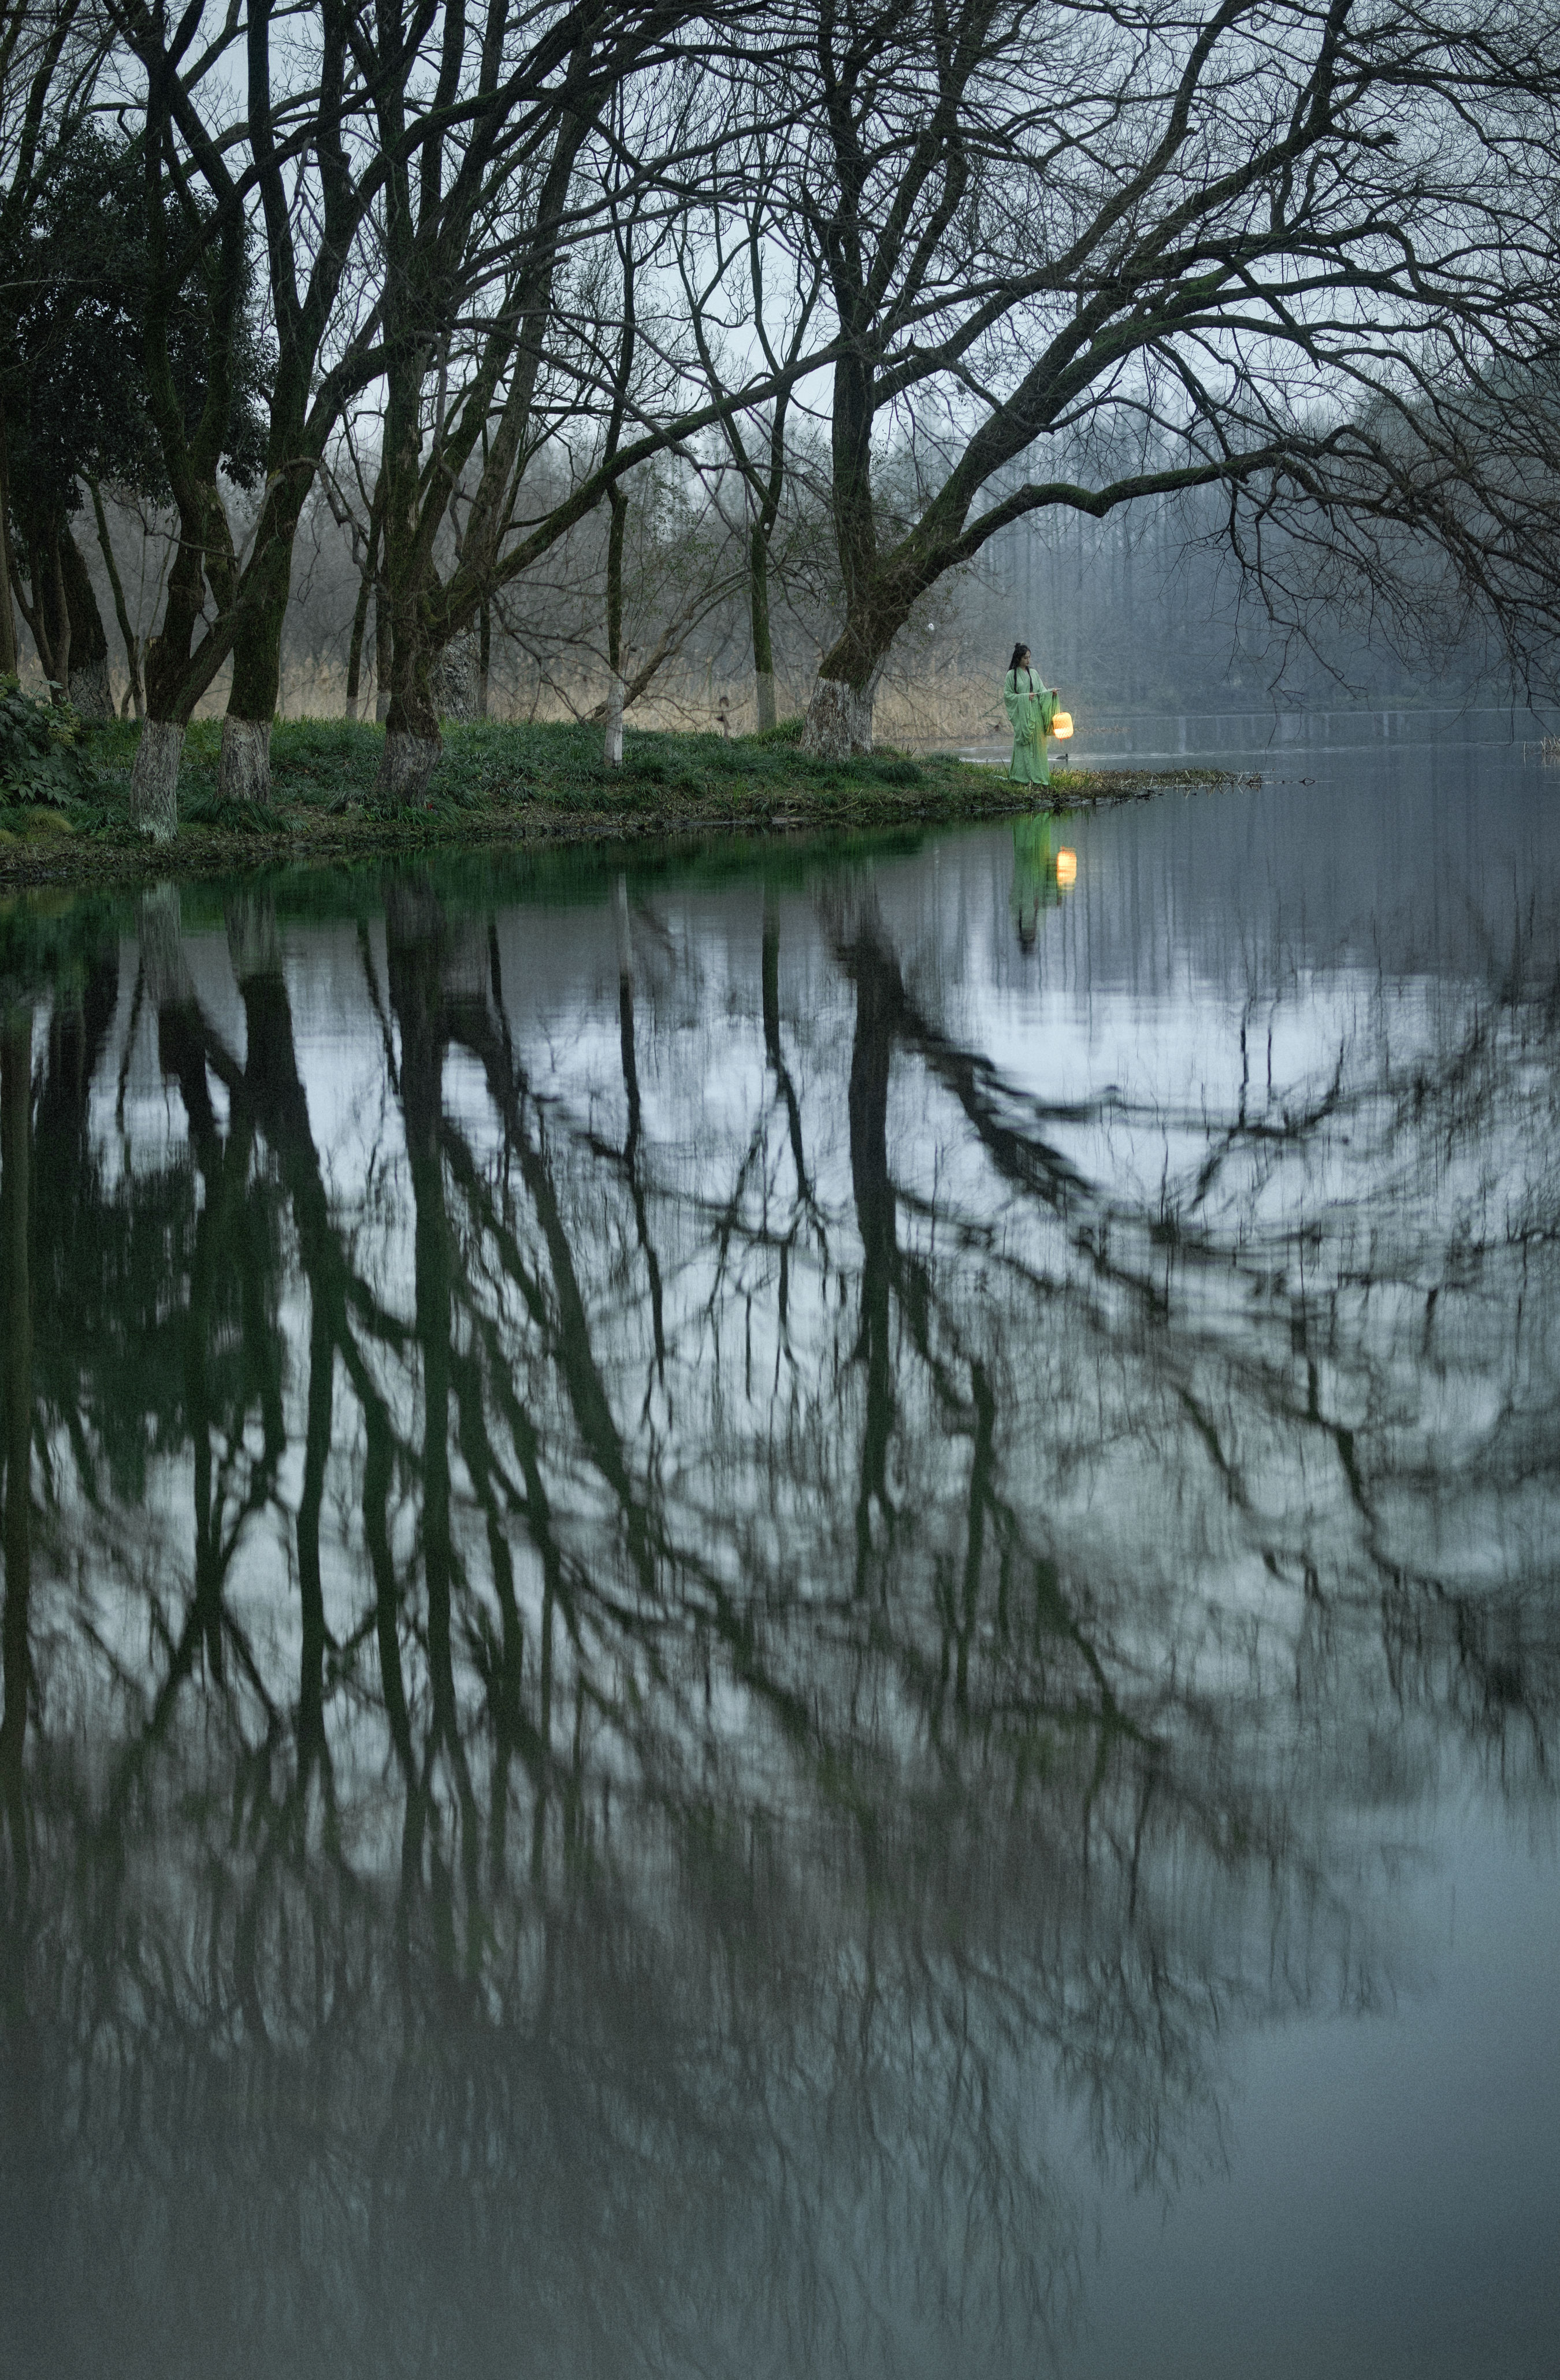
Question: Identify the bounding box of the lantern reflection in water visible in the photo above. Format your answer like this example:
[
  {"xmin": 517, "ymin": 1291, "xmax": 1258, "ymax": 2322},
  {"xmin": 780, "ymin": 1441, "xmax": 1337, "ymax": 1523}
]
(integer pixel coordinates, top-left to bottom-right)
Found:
[{"xmin": 1011, "ymin": 819, "xmax": 1079, "ymax": 947}]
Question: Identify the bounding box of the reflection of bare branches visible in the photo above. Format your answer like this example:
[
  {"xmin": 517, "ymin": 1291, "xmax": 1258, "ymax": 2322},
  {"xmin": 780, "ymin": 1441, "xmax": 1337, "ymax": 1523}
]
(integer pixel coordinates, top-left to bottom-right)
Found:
[{"xmin": 0, "ymin": 860, "xmax": 1555, "ymax": 2377}]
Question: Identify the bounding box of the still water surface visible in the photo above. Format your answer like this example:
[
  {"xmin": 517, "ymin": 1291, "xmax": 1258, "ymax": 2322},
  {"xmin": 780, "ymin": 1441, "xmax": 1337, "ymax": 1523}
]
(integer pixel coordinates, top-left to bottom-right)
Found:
[{"xmin": 0, "ymin": 746, "xmax": 1555, "ymax": 2378}]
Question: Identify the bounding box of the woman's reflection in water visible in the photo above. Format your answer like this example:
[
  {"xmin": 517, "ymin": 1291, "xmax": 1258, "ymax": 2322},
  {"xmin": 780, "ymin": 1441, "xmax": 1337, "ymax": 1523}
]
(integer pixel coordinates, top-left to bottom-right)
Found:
[{"xmin": 1011, "ymin": 812, "xmax": 1078, "ymax": 947}]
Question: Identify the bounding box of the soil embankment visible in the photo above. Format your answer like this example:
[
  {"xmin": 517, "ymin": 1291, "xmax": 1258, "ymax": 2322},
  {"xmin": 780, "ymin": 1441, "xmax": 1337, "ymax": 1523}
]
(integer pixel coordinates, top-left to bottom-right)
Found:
[{"xmin": 0, "ymin": 715, "xmax": 1255, "ymax": 891}]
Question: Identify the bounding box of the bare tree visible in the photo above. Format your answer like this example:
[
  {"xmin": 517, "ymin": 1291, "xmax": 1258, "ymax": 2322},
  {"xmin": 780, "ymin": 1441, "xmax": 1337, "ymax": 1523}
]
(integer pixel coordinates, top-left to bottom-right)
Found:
[
  {"xmin": 678, "ymin": 122, "xmax": 827, "ymax": 730},
  {"xmin": 764, "ymin": 0, "xmax": 1560, "ymax": 753},
  {"xmin": 0, "ymin": 0, "xmax": 105, "ymax": 685}
]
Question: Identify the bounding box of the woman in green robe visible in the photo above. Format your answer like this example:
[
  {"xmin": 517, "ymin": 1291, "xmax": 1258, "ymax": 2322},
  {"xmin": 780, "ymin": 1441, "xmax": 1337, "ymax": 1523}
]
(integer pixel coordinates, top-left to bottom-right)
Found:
[{"xmin": 1003, "ymin": 643, "xmax": 1058, "ymax": 785}]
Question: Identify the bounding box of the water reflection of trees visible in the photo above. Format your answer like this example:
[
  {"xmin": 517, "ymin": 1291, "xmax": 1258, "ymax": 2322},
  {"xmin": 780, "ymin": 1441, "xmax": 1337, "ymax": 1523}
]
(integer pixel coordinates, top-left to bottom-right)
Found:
[{"xmin": 0, "ymin": 853, "xmax": 1555, "ymax": 2375}]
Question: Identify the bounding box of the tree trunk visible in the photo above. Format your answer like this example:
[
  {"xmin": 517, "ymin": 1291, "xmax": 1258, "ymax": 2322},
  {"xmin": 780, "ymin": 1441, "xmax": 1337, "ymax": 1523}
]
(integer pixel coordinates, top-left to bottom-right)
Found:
[
  {"xmin": 374, "ymin": 585, "xmax": 392, "ymax": 723},
  {"xmin": 750, "ymin": 519, "xmax": 777, "ymax": 732},
  {"xmin": 379, "ymin": 729, "xmax": 442, "ymax": 804},
  {"xmin": 87, "ymin": 478, "xmax": 143, "ymax": 717},
  {"xmin": 804, "ymin": 674, "xmax": 877, "ymax": 759},
  {"xmin": 0, "ymin": 1004, "xmax": 32, "ymax": 1880},
  {"xmin": 346, "ymin": 477, "xmax": 384, "ymax": 722},
  {"xmin": 431, "ymin": 629, "xmax": 478, "ymax": 721},
  {"xmin": 0, "ymin": 397, "xmax": 18, "ymax": 679},
  {"xmin": 604, "ymin": 671, "xmax": 625, "ymax": 767},
  {"xmin": 798, "ymin": 323, "xmax": 898, "ymax": 759},
  {"xmin": 801, "ymin": 590, "xmax": 905, "ymax": 757},
  {"xmin": 60, "ymin": 529, "xmax": 112, "ymax": 719},
  {"xmin": 345, "ymin": 556, "xmax": 373, "ymax": 721},
  {"xmin": 130, "ymin": 719, "xmax": 184, "ymax": 842},
  {"xmin": 133, "ymin": 455, "xmax": 233, "ymax": 840},
  {"xmin": 221, "ymin": 570, "xmax": 289, "ymax": 804},
  {"xmin": 221, "ymin": 716, "xmax": 273, "ymax": 805},
  {"xmin": 604, "ymin": 484, "xmax": 628, "ymax": 767},
  {"xmin": 478, "ymin": 602, "xmax": 491, "ymax": 719},
  {"xmin": 69, "ymin": 652, "xmax": 113, "ymax": 722},
  {"xmin": 375, "ymin": 330, "xmax": 442, "ymax": 802},
  {"xmin": 45, "ymin": 531, "xmax": 71, "ymax": 702}
]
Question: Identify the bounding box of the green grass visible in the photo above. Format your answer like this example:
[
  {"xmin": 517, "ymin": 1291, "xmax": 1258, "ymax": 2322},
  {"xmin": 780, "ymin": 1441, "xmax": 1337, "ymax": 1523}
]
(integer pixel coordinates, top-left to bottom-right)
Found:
[{"xmin": 0, "ymin": 712, "xmax": 1247, "ymax": 892}]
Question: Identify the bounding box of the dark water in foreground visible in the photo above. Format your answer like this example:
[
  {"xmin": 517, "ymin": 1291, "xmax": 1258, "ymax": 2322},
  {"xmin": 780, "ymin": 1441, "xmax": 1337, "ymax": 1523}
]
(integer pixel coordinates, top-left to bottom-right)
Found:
[{"xmin": 0, "ymin": 747, "xmax": 1555, "ymax": 2379}]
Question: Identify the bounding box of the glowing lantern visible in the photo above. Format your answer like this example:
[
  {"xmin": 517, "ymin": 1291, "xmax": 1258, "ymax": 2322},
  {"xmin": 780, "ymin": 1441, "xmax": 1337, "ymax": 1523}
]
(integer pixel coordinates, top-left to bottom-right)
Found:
[
  {"xmin": 1055, "ymin": 848, "xmax": 1078, "ymax": 889},
  {"xmin": 1052, "ymin": 710, "xmax": 1074, "ymax": 740}
]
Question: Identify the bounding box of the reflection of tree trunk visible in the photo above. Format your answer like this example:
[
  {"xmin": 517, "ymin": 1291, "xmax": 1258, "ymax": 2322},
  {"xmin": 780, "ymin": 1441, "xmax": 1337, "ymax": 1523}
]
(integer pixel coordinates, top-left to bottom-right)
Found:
[
  {"xmin": 449, "ymin": 972, "xmax": 654, "ymax": 1595},
  {"xmin": 847, "ymin": 937, "xmax": 898, "ymax": 1592},
  {"xmin": 297, "ymin": 1283, "xmax": 334, "ymax": 1800},
  {"xmin": 389, "ymin": 894, "xmax": 455, "ymax": 1737},
  {"xmin": 0, "ymin": 1009, "xmax": 33, "ymax": 1887},
  {"xmin": 449, "ymin": 1325, "xmax": 523, "ymax": 1882},
  {"xmin": 0, "ymin": 1018, "xmax": 47, "ymax": 2380},
  {"xmin": 386, "ymin": 886, "xmax": 481, "ymax": 1942},
  {"xmin": 952, "ymin": 1361, "xmax": 997, "ymax": 1716},
  {"xmin": 615, "ymin": 878, "xmax": 666, "ymax": 1373},
  {"xmin": 148, "ymin": 886, "xmax": 277, "ymax": 1683},
  {"xmin": 834, "ymin": 920, "xmax": 1156, "ymax": 1766},
  {"xmin": 139, "ymin": 882, "xmax": 194, "ymax": 1021},
  {"xmin": 233, "ymin": 909, "xmax": 415, "ymax": 1824},
  {"xmin": 35, "ymin": 953, "xmax": 119, "ymax": 1219},
  {"xmin": 174, "ymin": 1061, "xmax": 225, "ymax": 1682},
  {"xmin": 223, "ymin": 902, "xmax": 319, "ymax": 1763},
  {"xmin": 762, "ymin": 887, "xmax": 813, "ymax": 1208}
]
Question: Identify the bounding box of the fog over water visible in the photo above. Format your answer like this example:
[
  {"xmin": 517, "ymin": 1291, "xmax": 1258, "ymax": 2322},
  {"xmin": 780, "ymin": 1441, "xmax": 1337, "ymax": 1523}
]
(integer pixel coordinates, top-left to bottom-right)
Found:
[{"xmin": 0, "ymin": 741, "xmax": 1555, "ymax": 2378}]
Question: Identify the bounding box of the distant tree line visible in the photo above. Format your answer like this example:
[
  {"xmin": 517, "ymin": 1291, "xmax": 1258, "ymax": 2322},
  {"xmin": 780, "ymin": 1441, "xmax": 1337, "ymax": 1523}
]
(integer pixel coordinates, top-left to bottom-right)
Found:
[{"xmin": 3, "ymin": 0, "xmax": 1560, "ymax": 832}]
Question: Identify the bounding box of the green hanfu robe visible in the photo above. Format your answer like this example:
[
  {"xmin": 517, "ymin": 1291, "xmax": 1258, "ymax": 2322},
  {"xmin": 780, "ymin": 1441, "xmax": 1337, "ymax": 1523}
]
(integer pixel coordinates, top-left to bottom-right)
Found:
[{"xmin": 1004, "ymin": 669, "xmax": 1057, "ymax": 785}]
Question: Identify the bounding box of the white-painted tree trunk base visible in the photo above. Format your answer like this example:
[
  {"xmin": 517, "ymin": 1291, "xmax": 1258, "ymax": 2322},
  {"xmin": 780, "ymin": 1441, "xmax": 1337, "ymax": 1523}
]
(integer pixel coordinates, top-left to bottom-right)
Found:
[
  {"xmin": 345, "ymin": 693, "xmax": 359, "ymax": 722},
  {"xmin": 220, "ymin": 716, "xmax": 272, "ymax": 806},
  {"xmin": 755, "ymin": 670, "xmax": 777, "ymax": 734},
  {"xmin": 131, "ymin": 719, "xmax": 184, "ymax": 842},
  {"xmin": 374, "ymin": 686, "xmax": 391, "ymax": 724},
  {"xmin": 377, "ymin": 731, "xmax": 441, "ymax": 804},
  {"xmin": 802, "ymin": 677, "xmax": 875, "ymax": 759},
  {"xmin": 604, "ymin": 672, "xmax": 625, "ymax": 767},
  {"xmin": 69, "ymin": 655, "xmax": 113, "ymax": 721}
]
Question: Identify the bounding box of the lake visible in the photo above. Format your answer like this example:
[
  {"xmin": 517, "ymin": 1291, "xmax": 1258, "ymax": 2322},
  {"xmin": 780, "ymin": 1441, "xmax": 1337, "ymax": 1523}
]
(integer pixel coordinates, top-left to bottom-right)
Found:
[{"xmin": 0, "ymin": 742, "xmax": 1555, "ymax": 2378}]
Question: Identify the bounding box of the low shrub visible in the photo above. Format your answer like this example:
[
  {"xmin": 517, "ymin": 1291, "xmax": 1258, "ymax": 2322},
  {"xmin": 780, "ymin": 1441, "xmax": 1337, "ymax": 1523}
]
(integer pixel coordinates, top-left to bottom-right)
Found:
[{"xmin": 0, "ymin": 678, "xmax": 96, "ymax": 807}]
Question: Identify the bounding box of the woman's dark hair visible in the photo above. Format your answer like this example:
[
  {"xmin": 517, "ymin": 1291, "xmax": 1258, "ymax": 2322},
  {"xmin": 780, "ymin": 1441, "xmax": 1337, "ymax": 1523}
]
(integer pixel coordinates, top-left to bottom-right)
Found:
[{"xmin": 1008, "ymin": 641, "xmax": 1031, "ymax": 676}]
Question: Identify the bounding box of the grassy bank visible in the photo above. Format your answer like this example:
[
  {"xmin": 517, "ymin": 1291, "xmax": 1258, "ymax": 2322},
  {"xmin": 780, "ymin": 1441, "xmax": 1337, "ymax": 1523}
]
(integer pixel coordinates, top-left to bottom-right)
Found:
[{"xmin": 0, "ymin": 713, "xmax": 1253, "ymax": 891}]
